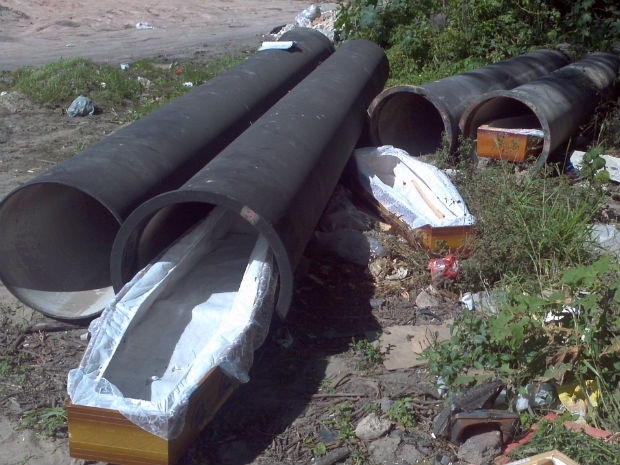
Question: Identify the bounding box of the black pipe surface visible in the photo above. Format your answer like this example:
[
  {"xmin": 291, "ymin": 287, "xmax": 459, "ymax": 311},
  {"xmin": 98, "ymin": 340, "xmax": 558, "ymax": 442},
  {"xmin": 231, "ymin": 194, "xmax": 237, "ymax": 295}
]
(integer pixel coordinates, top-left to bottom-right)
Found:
[
  {"xmin": 460, "ymin": 52, "xmax": 620, "ymax": 170},
  {"xmin": 110, "ymin": 39, "xmax": 389, "ymax": 320},
  {"xmin": 367, "ymin": 49, "xmax": 571, "ymax": 157},
  {"xmin": 0, "ymin": 28, "xmax": 334, "ymax": 320}
]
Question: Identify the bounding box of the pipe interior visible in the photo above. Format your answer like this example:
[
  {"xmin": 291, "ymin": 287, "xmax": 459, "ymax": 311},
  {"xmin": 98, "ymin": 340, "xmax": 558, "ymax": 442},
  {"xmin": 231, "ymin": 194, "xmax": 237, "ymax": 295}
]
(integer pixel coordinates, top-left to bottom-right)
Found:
[
  {"xmin": 0, "ymin": 183, "xmax": 119, "ymax": 319},
  {"xmin": 373, "ymin": 92, "xmax": 446, "ymax": 156},
  {"xmin": 114, "ymin": 199, "xmax": 288, "ymax": 319},
  {"xmin": 463, "ymin": 97, "xmax": 543, "ymax": 155},
  {"xmin": 120, "ymin": 202, "xmax": 214, "ymax": 284},
  {"xmin": 104, "ymin": 206, "xmax": 267, "ymax": 402}
]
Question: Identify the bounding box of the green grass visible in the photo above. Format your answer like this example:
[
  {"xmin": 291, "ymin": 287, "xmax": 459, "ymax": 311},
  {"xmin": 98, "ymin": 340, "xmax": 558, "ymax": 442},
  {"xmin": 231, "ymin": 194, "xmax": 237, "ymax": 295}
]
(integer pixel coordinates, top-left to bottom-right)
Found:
[
  {"xmin": 508, "ymin": 414, "xmax": 620, "ymax": 463},
  {"xmin": 448, "ymin": 160, "xmax": 604, "ymax": 292},
  {"xmin": 349, "ymin": 338, "xmax": 384, "ymax": 372},
  {"xmin": 1, "ymin": 54, "xmax": 244, "ymax": 120},
  {"xmin": 17, "ymin": 407, "xmax": 68, "ymax": 437}
]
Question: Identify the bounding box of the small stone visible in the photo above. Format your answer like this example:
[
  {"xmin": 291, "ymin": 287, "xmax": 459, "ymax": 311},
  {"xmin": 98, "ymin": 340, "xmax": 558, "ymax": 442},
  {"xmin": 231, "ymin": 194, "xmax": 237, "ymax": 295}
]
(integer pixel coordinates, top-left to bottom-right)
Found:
[
  {"xmin": 457, "ymin": 430, "xmax": 503, "ymax": 465},
  {"xmin": 355, "ymin": 412, "xmax": 392, "ymax": 441},
  {"xmin": 433, "ymin": 454, "xmax": 452, "ymax": 465},
  {"xmin": 399, "ymin": 443, "xmax": 425, "ymax": 464},
  {"xmin": 368, "ymin": 435, "xmax": 400, "ymax": 464},
  {"xmin": 379, "ymin": 396, "xmax": 394, "ymax": 414},
  {"xmin": 415, "ymin": 287, "xmax": 443, "ymax": 308}
]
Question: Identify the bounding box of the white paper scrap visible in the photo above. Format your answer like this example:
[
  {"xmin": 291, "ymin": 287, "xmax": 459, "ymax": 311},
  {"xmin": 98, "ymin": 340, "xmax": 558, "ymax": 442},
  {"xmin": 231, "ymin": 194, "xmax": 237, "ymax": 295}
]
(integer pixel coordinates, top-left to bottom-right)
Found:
[{"xmin": 257, "ymin": 41, "xmax": 296, "ymax": 51}]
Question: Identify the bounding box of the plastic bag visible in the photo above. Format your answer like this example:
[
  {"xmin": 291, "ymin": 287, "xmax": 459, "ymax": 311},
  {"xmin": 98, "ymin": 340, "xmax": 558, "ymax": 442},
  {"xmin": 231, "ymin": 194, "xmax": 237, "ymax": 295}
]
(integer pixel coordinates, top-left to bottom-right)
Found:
[
  {"xmin": 427, "ymin": 254, "xmax": 459, "ymax": 285},
  {"xmin": 294, "ymin": 4, "xmax": 321, "ymax": 27},
  {"xmin": 67, "ymin": 95, "xmax": 95, "ymax": 116}
]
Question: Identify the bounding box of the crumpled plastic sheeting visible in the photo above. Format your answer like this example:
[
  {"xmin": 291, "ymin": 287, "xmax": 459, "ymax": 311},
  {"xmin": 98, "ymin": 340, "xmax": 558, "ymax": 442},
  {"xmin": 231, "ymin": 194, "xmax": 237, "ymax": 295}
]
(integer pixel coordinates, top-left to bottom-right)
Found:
[
  {"xmin": 294, "ymin": 4, "xmax": 322, "ymax": 28},
  {"xmin": 67, "ymin": 206, "xmax": 276, "ymax": 440},
  {"xmin": 351, "ymin": 146, "xmax": 476, "ymax": 229},
  {"xmin": 67, "ymin": 95, "xmax": 95, "ymax": 116}
]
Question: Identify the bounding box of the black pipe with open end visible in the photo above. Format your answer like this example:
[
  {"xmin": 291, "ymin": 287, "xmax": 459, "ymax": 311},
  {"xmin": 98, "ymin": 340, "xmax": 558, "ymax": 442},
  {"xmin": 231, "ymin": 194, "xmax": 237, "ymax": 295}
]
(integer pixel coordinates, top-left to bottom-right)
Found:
[
  {"xmin": 367, "ymin": 49, "xmax": 571, "ymax": 157},
  {"xmin": 110, "ymin": 39, "xmax": 390, "ymax": 320},
  {"xmin": 460, "ymin": 52, "xmax": 620, "ymax": 171},
  {"xmin": 0, "ymin": 28, "xmax": 334, "ymax": 320}
]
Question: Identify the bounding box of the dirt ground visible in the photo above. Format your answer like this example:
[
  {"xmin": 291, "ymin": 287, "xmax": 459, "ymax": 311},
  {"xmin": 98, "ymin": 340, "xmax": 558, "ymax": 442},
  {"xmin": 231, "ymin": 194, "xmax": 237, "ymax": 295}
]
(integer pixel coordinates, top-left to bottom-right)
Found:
[
  {"xmin": 0, "ymin": 2, "xmax": 459, "ymax": 465},
  {"xmin": 0, "ymin": 0, "xmax": 338, "ymax": 71}
]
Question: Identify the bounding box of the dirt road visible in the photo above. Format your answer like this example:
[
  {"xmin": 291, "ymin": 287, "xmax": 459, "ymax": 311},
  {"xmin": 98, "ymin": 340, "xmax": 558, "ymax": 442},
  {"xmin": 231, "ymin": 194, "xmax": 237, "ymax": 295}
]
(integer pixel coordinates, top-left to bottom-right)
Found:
[{"xmin": 1, "ymin": 0, "xmax": 336, "ymax": 70}]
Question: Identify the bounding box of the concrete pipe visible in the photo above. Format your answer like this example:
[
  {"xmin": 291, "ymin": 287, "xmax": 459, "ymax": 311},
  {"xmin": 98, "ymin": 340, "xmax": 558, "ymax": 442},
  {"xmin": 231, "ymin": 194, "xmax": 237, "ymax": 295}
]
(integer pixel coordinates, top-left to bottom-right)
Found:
[
  {"xmin": 0, "ymin": 28, "xmax": 334, "ymax": 320},
  {"xmin": 110, "ymin": 39, "xmax": 389, "ymax": 320},
  {"xmin": 460, "ymin": 52, "xmax": 620, "ymax": 171},
  {"xmin": 367, "ymin": 49, "xmax": 571, "ymax": 157}
]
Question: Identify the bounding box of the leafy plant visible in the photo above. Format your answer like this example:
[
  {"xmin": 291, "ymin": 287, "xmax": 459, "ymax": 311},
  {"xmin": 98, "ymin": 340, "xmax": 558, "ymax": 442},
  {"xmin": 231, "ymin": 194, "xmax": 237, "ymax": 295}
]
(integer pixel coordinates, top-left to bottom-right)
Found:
[
  {"xmin": 336, "ymin": 0, "xmax": 620, "ymax": 84},
  {"xmin": 508, "ymin": 415, "xmax": 620, "ymax": 463},
  {"xmin": 350, "ymin": 338, "xmax": 384, "ymax": 372},
  {"xmin": 424, "ymin": 256, "xmax": 620, "ymax": 429},
  {"xmin": 325, "ymin": 402, "xmax": 358, "ymax": 442},
  {"xmin": 18, "ymin": 407, "xmax": 68, "ymax": 437},
  {"xmin": 386, "ymin": 397, "xmax": 416, "ymax": 428},
  {"xmin": 312, "ymin": 441, "xmax": 327, "ymax": 456},
  {"xmin": 579, "ymin": 146, "xmax": 609, "ymax": 183}
]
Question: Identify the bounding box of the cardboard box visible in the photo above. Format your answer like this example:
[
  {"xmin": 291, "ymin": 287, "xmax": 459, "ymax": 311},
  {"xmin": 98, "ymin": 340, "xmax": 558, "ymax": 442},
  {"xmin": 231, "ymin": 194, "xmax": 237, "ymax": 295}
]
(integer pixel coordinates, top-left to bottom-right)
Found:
[
  {"xmin": 356, "ymin": 188, "xmax": 475, "ymax": 252},
  {"xmin": 477, "ymin": 120, "xmax": 544, "ymax": 163},
  {"xmin": 67, "ymin": 366, "xmax": 239, "ymax": 465}
]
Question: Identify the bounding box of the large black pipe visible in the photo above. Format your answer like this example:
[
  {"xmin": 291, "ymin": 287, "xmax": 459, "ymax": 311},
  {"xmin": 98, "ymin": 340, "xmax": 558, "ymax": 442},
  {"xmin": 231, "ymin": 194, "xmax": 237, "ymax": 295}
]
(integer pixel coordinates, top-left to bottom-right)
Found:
[
  {"xmin": 367, "ymin": 49, "xmax": 571, "ymax": 157},
  {"xmin": 0, "ymin": 28, "xmax": 334, "ymax": 320},
  {"xmin": 460, "ymin": 52, "xmax": 620, "ymax": 171},
  {"xmin": 110, "ymin": 39, "xmax": 389, "ymax": 320}
]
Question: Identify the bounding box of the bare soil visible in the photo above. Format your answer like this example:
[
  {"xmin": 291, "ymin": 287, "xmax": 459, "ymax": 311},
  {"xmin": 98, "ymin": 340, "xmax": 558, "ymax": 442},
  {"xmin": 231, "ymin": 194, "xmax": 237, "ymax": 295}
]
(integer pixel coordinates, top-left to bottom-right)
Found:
[
  {"xmin": 0, "ymin": 2, "xmax": 456, "ymax": 465},
  {"xmin": 0, "ymin": 0, "xmax": 332, "ymax": 71}
]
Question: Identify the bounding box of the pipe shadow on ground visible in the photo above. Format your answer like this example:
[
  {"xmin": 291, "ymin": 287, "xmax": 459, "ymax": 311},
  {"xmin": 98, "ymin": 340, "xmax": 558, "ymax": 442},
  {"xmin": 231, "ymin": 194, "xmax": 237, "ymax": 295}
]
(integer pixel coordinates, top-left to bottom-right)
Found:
[{"xmin": 186, "ymin": 244, "xmax": 381, "ymax": 464}]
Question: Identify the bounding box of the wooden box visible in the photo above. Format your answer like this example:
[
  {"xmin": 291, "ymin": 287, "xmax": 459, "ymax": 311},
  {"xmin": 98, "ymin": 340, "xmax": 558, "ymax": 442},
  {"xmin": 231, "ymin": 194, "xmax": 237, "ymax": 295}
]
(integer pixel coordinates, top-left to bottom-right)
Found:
[
  {"xmin": 66, "ymin": 209, "xmax": 275, "ymax": 465},
  {"xmin": 477, "ymin": 123, "xmax": 544, "ymax": 163},
  {"xmin": 67, "ymin": 366, "xmax": 239, "ymax": 465},
  {"xmin": 346, "ymin": 154, "xmax": 475, "ymax": 253},
  {"xmin": 415, "ymin": 224, "xmax": 475, "ymax": 253},
  {"xmin": 504, "ymin": 449, "xmax": 579, "ymax": 465},
  {"xmin": 355, "ymin": 187, "xmax": 475, "ymax": 253}
]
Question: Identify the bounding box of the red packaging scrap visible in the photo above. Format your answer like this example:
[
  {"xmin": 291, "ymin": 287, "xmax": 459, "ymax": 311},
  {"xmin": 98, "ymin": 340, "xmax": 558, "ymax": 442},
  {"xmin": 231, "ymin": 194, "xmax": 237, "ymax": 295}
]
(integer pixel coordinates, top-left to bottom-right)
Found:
[{"xmin": 428, "ymin": 254, "xmax": 459, "ymax": 283}]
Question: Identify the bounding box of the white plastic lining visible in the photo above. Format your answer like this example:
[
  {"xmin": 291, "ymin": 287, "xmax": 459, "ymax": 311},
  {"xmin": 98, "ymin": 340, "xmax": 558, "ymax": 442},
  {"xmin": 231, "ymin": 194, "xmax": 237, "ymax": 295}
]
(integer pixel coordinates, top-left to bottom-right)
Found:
[
  {"xmin": 67, "ymin": 206, "xmax": 276, "ymax": 439},
  {"xmin": 352, "ymin": 145, "xmax": 476, "ymax": 229}
]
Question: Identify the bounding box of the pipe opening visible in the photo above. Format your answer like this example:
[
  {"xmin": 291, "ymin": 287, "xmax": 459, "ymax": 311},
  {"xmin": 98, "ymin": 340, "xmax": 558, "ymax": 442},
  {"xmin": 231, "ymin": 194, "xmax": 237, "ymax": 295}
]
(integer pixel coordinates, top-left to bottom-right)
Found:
[
  {"xmin": 370, "ymin": 90, "xmax": 446, "ymax": 157},
  {"xmin": 114, "ymin": 201, "xmax": 276, "ymax": 293},
  {"xmin": 126, "ymin": 202, "xmax": 215, "ymax": 283},
  {"xmin": 112, "ymin": 196, "xmax": 294, "ymax": 319},
  {"xmin": 0, "ymin": 183, "xmax": 119, "ymax": 319},
  {"xmin": 462, "ymin": 97, "xmax": 546, "ymax": 162}
]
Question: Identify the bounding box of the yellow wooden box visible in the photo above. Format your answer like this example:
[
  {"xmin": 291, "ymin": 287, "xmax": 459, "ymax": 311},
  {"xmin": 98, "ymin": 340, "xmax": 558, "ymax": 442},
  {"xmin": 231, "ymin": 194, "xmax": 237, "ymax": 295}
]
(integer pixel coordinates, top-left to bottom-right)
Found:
[
  {"xmin": 415, "ymin": 224, "xmax": 475, "ymax": 253},
  {"xmin": 477, "ymin": 124, "xmax": 544, "ymax": 163},
  {"xmin": 67, "ymin": 366, "xmax": 239, "ymax": 465},
  {"xmin": 348, "ymin": 178, "xmax": 474, "ymax": 253}
]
